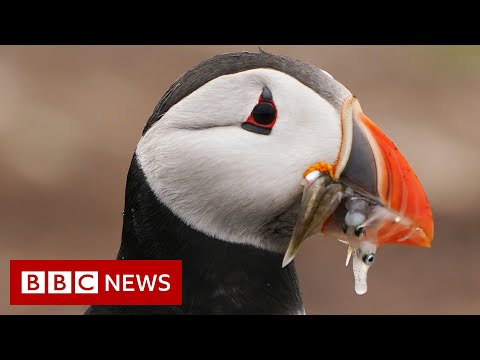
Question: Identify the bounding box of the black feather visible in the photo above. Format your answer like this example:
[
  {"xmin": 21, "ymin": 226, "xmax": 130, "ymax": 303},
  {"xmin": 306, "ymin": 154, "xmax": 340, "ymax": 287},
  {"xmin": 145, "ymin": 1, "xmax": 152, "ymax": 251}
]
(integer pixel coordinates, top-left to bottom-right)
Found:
[{"xmin": 85, "ymin": 157, "xmax": 304, "ymax": 315}]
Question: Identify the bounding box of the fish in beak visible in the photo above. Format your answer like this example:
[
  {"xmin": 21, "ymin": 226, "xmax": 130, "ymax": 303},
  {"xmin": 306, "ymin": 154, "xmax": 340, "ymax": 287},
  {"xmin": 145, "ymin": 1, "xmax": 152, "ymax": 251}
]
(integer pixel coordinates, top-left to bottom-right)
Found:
[{"xmin": 283, "ymin": 98, "xmax": 434, "ymax": 295}]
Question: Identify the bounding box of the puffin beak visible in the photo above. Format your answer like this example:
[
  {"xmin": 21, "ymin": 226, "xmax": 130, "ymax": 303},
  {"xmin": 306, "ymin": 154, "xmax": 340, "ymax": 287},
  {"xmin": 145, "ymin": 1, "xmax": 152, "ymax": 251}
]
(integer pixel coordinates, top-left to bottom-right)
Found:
[
  {"xmin": 341, "ymin": 101, "xmax": 434, "ymax": 247},
  {"xmin": 283, "ymin": 98, "xmax": 434, "ymax": 268}
]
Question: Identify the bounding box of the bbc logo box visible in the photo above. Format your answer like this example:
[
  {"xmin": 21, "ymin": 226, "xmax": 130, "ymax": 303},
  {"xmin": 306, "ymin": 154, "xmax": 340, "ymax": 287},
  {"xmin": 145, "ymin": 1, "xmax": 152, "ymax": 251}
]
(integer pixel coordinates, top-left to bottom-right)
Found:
[
  {"xmin": 21, "ymin": 271, "xmax": 99, "ymax": 294},
  {"xmin": 10, "ymin": 260, "xmax": 182, "ymax": 305}
]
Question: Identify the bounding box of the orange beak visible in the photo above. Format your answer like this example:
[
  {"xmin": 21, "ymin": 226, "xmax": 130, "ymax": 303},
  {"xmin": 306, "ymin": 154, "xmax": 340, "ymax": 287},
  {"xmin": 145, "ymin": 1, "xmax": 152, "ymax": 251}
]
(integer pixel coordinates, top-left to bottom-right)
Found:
[{"xmin": 340, "ymin": 108, "xmax": 434, "ymax": 248}]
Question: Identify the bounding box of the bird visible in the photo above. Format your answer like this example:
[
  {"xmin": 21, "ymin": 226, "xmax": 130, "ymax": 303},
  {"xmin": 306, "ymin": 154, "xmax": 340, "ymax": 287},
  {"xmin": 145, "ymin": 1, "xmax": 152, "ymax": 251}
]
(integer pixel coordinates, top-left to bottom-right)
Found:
[{"xmin": 84, "ymin": 51, "xmax": 433, "ymax": 315}]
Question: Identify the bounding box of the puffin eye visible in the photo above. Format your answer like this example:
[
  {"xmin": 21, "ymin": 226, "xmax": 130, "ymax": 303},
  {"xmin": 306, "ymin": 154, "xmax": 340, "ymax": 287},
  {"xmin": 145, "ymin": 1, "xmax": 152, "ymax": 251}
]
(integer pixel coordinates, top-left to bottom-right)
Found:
[
  {"xmin": 241, "ymin": 86, "xmax": 277, "ymax": 135},
  {"xmin": 252, "ymin": 102, "xmax": 276, "ymax": 125},
  {"xmin": 362, "ymin": 253, "xmax": 375, "ymax": 265}
]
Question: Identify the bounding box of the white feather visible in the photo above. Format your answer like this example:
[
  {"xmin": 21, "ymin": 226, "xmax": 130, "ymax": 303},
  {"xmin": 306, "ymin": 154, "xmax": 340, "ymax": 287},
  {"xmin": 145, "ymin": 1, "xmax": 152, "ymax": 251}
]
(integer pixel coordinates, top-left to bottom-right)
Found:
[{"xmin": 136, "ymin": 68, "xmax": 349, "ymax": 253}]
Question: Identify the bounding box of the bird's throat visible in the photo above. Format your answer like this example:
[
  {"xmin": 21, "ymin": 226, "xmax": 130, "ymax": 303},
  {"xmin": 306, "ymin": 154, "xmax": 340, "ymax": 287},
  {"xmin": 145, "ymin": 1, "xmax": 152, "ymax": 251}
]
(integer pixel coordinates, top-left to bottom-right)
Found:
[{"xmin": 85, "ymin": 156, "xmax": 304, "ymax": 315}]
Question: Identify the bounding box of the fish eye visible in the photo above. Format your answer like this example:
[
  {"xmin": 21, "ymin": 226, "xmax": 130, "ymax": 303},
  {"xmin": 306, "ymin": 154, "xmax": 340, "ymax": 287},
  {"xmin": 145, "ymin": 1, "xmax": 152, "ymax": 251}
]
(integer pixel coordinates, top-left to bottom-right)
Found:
[
  {"xmin": 354, "ymin": 226, "xmax": 364, "ymax": 237},
  {"xmin": 362, "ymin": 253, "xmax": 375, "ymax": 265}
]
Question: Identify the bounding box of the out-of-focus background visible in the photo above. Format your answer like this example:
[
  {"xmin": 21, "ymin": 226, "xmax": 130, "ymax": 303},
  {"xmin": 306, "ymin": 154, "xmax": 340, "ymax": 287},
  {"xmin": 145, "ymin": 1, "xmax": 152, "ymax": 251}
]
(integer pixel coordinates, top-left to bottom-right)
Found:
[{"xmin": 1, "ymin": 45, "xmax": 479, "ymax": 314}]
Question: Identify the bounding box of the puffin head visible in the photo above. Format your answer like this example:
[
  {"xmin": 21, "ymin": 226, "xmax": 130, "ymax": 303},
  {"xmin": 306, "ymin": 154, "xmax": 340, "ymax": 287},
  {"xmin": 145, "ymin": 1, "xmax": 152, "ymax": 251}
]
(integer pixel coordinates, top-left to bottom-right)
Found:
[{"xmin": 136, "ymin": 51, "xmax": 433, "ymax": 263}]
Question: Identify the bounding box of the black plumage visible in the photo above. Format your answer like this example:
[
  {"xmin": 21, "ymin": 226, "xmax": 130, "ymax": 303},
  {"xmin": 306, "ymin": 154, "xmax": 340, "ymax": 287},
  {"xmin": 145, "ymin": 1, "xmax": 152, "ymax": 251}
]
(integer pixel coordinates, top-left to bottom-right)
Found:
[{"xmin": 85, "ymin": 157, "xmax": 304, "ymax": 315}]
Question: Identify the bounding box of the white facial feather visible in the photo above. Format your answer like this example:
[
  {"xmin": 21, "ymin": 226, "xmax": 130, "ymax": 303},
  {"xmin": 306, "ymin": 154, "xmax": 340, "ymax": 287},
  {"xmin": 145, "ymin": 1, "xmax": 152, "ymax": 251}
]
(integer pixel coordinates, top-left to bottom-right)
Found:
[{"xmin": 136, "ymin": 68, "xmax": 350, "ymax": 253}]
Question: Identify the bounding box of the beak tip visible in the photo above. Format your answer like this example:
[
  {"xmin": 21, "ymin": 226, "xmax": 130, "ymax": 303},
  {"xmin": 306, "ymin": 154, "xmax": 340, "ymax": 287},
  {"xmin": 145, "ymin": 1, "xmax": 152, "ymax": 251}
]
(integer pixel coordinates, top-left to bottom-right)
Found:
[
  {"xmin": 282, "ymin": 253, "xmax": 294, "ymax": 268},
  {"xmin": 423, "ymin": 239, "xmax": 433, "ymax": 248}
]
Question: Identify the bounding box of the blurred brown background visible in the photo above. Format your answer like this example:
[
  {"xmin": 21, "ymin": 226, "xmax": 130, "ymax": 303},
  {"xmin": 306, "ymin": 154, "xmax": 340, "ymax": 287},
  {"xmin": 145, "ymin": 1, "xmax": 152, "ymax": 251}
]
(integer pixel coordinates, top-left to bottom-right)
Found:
[{"xmin": 1, "ymin": 45, "xmax": 479, "ymax": 314}]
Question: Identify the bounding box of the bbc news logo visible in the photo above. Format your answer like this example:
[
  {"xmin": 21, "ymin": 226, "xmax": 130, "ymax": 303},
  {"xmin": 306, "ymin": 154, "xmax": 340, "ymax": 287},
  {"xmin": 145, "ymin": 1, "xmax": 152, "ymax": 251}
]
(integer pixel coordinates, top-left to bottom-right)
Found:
[
  {"xmin": 21, "ymin": 272, "xmax": 171, "ymax": 294},
  {"xmin": 10, "ymin": 260, "xmax": 182, "ymax": 305}
]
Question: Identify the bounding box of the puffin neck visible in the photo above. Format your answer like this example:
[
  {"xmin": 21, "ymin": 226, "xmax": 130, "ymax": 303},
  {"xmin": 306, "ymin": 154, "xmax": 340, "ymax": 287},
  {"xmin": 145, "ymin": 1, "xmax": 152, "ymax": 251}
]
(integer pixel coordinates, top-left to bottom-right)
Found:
[{"xmin": 86, "ymin": 156, "xmax": 304, "ymax": 315}]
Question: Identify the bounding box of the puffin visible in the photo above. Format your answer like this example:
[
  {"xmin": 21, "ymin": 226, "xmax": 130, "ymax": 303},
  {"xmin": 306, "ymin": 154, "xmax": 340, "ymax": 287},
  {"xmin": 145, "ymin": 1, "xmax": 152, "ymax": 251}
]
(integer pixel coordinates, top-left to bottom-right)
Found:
[{"xmin": 85, "ymin": 51, "xmax": 433, "ymax": 315}]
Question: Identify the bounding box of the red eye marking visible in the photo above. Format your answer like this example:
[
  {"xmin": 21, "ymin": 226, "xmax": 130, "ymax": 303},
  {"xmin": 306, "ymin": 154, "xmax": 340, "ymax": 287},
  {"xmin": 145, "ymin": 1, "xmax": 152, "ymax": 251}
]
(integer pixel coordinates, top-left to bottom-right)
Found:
[{"xmin": 241, "ymin": 87, "xmax": 277, "ymax": 135}]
